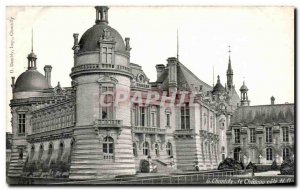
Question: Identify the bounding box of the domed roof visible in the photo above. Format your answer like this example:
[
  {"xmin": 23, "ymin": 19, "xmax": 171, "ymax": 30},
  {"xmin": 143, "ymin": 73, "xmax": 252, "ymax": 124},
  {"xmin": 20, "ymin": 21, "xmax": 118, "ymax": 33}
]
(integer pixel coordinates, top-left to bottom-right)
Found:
[
  {"xmin": 240, "ymin": 81, "xmax": 248, "ymax": 91},
  {"xmin": 78, "ymin": 23, "xmax": 126, "ymax": 54},
  {"xmin": 212, "ymin": 75, "xmax": 225, "ymax": 94},
  {"xmin": 14, "ymin": 69, "xmax": 51, "ymax": 92}
]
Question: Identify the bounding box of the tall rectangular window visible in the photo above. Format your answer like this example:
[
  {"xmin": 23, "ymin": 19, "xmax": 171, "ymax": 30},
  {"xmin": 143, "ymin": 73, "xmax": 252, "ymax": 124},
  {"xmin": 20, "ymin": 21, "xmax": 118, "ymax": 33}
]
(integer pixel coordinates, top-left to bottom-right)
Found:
[
  {"xmin": 250, "ymin": 128, "xmax": 256, "ymax": 143},
  {"xmin": 166, "ymin": 114, "xmax": 170, "ymax": 126},
  {"xmin": 151, "ymin": 112, "xmax": 155, "ymax": 127},
  {"xmin": 140, "ymin": 107, "xmax": 145, "ymax": 126},
  {"xmin": 134, "ymin": 105, "xmax": 139, "ymax": 126},
  {"xmin": 102, "ymin": 47, "xmax": 113, "ymax": 64},
  {"xmin": 180, "ymin": 104, "xmax": 190, "ymax": 129},
  {"xmin": 18, "ymin": 114, "xmax": 26, "ymax": 134},
  {"xmin": 266, "ymin": 127, "xmax": 272, "ymax": 143},
  {"xmin": 101, "ymin": 86, "xmax": 114, "ymax": 119},
  {"xmin": 282, "ymin": 127, "xmax": 289, "ymax": 142},
  {"xmin": 234, "ymin": 129, "xmax": 240, "ymax": 143}
]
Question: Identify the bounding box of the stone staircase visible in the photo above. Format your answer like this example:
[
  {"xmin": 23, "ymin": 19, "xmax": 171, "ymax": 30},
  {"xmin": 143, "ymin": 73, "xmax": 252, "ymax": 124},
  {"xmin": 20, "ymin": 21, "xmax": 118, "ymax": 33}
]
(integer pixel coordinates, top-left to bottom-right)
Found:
[
  {"xmin": 8, "ymin": 146, "xmax": 27, "ymax": 177},
  {"xmin": 153, "ymin": 159, "xmax": 182, "ymax": 174},
  {"xmin": 69, "ymin": 126, "xmax": 103, "ymax": 180}
]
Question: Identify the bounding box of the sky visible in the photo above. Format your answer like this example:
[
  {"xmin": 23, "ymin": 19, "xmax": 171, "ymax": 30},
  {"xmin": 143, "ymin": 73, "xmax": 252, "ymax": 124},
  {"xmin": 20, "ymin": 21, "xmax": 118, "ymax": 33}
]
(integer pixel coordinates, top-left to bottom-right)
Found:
[{"xmin": 6, "ymin": 6, "xmax": 294, "ymax": 131}]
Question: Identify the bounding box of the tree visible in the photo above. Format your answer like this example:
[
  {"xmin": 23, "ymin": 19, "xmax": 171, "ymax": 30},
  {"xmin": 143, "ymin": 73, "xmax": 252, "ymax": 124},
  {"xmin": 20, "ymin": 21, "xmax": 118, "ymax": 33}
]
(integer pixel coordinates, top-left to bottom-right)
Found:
[
  {"xmin": 218, "ymin": 158, "xmax": 244, "ymax": 171},
  {"xmin": 280, "ymin": 157, "xmax": 294, "ymax": 175},
  {"xmin": 140, "ymin": 159, "xmax": 150, "ymax": 173},
  {"xmin": 271, "ymin": 160, "xmax": 278, "ymax": 170}
]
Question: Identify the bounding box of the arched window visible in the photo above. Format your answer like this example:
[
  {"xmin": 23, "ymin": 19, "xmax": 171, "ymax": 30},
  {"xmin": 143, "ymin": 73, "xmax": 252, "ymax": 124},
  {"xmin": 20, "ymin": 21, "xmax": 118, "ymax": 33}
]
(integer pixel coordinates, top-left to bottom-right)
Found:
[
  {"xmin": 221, "ymin": 146, "xmax": 225, "ymax": 153},
  {"xmin": 143, "ymin": 142, "xmax": 149, "ymax": 156},
  {"xmin": 103, "ymin": 137, "xmax": 114, "ymax": 160},
  {"xmin": 38, "ymin": 144, "xmax": 44, "ymax": 161},
  {"xmin": 166, "ymin": 142, "xmax": 172, "ymax": 156},
  {"xmin": 57, "ymin": 142, "xmax": 64, "ymax": 161},
  {"xmin": 155, "ymin": 144, "xmax": 159, "ymax": 156},
  {"xmin": 133, "ymin": 143, "xmax": 137, "ymax": 157},
  {"xmin": 266, "ymin": 148, "xmax": 273, "ymax": 161},
  {"xmin": 283, "ymin": 148, "xmax": 290, "ymax": 160},
  {"xmin": 30, "ymin": 145, "xmax": 35, "ymax": 160},
  {"xmin": 48, "ymin": 144, "xmax": 53, "ymax": 157},
  {"xmin": 69, "ymin": 140, "xmax": 75, "ymax": 163}
]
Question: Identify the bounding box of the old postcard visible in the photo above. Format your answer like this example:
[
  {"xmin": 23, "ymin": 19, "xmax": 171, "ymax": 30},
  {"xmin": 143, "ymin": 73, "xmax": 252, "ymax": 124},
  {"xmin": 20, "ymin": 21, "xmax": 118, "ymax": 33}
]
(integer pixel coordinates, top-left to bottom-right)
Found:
[{"xmin": 6, "ymin": 6, "xmax": 294, "ymax": 185}]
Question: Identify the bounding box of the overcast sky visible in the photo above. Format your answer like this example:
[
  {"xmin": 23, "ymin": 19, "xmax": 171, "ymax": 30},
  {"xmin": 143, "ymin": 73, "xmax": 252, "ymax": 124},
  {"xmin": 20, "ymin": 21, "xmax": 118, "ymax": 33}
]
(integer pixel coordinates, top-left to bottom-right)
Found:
[{"xmin": 6, "ymin": 6, "xmax": 294, "ymax": 131}]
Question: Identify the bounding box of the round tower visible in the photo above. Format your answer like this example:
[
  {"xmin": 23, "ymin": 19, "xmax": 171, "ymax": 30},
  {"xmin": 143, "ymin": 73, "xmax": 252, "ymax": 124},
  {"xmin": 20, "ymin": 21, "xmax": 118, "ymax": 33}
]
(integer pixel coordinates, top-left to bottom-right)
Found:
[
  {"xmin": 8, "ymin": 41, "xmax": 52, "ymax": 177},
  {"xmin": 69, "ymin": 6, "xmax": 135, "ymax": 178}
]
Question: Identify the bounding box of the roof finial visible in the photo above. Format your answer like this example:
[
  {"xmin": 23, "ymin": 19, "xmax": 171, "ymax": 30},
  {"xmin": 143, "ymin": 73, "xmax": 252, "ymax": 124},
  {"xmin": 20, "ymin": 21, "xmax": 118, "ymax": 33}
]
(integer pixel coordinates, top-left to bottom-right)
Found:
[
  {"xmin": 177, "ymin": 29, "xmax": 179, "ymax": 61},
  {"xmin": 213, "ymin": 65, "xmax": 214, "ymax": 87},
  {"xmin": 228, "ymin": 45, "xmax": 231, "ymax": 62},
  {"xmin": 31, "ymin": 28, "xmax": 34, "ymax": 53}
]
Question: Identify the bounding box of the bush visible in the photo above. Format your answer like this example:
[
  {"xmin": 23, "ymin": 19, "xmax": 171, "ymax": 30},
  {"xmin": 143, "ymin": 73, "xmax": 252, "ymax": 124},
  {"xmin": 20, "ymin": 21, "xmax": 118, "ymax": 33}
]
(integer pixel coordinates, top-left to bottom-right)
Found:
[
  {"xmin": 218, "ymin": 158, "xmax": 244, "ymax": 171},
  {"xmin": 42, "ymin": 162, "xmax": 50, "ymax": 172},
  {"xmin": 280, "ymin": 158, "xmax": 294, "ymax": 175},
  {"xmin": 36, "ymin": 161, "xmax": 43, "ymax": 171},
  {"xmin": 256, "ymin": 165, "xmax": 271, "ymax": 172},
  {"xmin": 140, "ymin": 159, "xmax": 150, "ymax": 173},
  {"xmin": 57, "ymin": 161, "xmax": 70, "ymax": 173},
  {"xmin": 246, "ymin": 162, "xmax": 257, "ymax": 172},
  {"xmin": 271, "ymin": 160, "xmax": 278, "ymax": 170},
  {"xmin": 27, "ymin": 162, "xmax": 37, "ymax": 174},
  {"xmin": 50, "ymin": 161, "xmax": 58, "ymax": 173}
]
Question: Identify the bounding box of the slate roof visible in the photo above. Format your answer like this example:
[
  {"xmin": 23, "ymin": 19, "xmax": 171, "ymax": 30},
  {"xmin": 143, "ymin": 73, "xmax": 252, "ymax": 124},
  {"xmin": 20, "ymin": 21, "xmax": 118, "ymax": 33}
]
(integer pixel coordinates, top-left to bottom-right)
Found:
[
  {"xmin": 230, "ymin": 103, "xmax": 294, "ymax": 125},
  {"xmin": 155, "ymin": 61, "xmax": 212, "ymax": 93}
]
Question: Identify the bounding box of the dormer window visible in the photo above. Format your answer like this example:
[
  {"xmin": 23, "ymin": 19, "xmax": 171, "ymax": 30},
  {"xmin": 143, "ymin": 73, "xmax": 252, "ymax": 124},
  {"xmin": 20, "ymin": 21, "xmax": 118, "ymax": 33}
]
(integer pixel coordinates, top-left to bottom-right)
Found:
[{"xmin": 102, "ymin": 47, "xmax": 112, "ymax": 64}]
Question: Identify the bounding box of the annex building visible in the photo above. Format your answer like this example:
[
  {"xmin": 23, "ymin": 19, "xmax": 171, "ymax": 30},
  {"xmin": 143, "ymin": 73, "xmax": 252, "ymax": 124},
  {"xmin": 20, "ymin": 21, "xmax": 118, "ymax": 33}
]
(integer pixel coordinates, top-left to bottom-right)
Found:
[{"xmin": 7, "ymin": 6, "xmax": 294, "ymax": 179}]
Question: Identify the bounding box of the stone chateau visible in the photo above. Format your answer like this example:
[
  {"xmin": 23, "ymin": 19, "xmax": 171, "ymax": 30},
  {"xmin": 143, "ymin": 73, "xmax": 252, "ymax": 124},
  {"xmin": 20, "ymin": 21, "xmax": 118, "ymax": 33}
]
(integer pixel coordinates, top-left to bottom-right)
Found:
[{"xmin": 7, "ymin": 6, "xmax": 294, "ymax": 179}]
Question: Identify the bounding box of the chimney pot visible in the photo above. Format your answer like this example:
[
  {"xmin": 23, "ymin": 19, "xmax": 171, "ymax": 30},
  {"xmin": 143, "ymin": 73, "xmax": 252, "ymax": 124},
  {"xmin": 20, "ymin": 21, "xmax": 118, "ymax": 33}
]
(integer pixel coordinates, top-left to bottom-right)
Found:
[{"xmin": 44, "ymin": 65, "xmax": 52, "ymax": 87}]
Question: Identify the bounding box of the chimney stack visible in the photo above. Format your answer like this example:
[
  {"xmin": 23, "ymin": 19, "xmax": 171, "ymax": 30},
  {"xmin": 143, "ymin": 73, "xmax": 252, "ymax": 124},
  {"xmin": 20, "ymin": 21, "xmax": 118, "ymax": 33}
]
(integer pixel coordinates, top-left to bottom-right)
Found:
[
  {"xmin": 125, "ymin": 37, "xmax": 131, "ymax": 52},
  {"xmin": 11, "ymin": 77, "xmax": 15, "ymax": 89},
  {"xmin": 44, "ymin": 65, "xmax": 52, "ymax": 87},
  {"xmin": 167, "ymin": 57, "xmax": 178, "ymax": 94},
  {"xmin": 155, "ymin": 64, "xmax": 165, "ymax": 80}
]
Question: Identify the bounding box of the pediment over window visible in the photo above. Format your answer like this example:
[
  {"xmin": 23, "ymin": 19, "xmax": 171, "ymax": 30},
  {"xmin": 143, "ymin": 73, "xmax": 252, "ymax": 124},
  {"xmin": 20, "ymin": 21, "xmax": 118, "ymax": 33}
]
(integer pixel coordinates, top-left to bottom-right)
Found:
[{"xmin": 97, "ymin": 75, "xmax": 118, "ymax": 84}]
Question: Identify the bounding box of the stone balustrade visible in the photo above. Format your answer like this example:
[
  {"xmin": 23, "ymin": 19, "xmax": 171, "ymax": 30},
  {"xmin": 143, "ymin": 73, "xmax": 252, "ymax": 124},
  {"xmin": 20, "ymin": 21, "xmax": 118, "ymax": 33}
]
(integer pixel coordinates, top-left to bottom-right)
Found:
[
  {"xmin": 94, "ymin": 119, "xmax": 123, "ymax": 128},
  {"xmin": 132, "ymin": 126, "xmax": 166, "ymax": 134},
  {"xmin": 70, "ymin": 63, "xmax": 132, "ymax": 77},
  {"xmin": 131, "ymin": 82, "xmax": 151, "ymax": 89},
  {"xmin": 27, "ymin": 126, "xmax": 73, "ymax": 143},
  {"xmin": 174, "ymin": 129, "xmax": 196, "ymax": 137}
]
